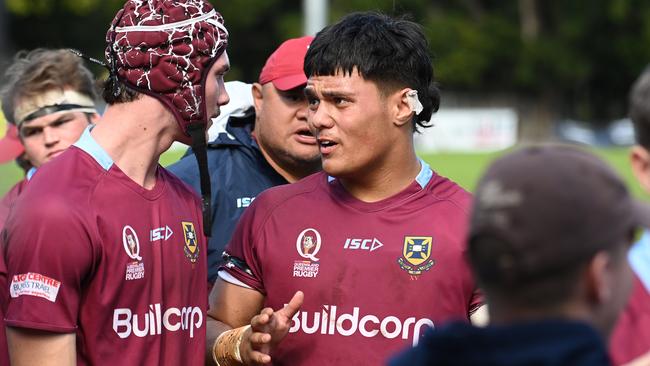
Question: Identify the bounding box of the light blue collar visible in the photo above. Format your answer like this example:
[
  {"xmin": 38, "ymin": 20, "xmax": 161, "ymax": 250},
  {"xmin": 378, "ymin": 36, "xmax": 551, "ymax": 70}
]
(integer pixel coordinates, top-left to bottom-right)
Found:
[
  {"xmin": 73, "ymin": 125, "xmax": 113, "ymax": 171},
  {"xmin": 327, "ymin": 158, "xmax": 433, "ymax": 188},
  {"xmin": 26, "ymin": 167, "xmax": 37, "ymax": 181},
  {"xmin": 414, "ymin": 158, "xmax": 433, "ymax": 189},
  {"xmin": 629, "ymin": 229, "xmax": 650, "ymax": 293}
]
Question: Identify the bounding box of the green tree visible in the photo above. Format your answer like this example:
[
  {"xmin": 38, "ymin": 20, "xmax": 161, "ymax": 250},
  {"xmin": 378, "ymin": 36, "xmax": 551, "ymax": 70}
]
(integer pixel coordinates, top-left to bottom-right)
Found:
[{"xmin": 4, "ymin": 0, "xmax": 650, "ymax": 127}]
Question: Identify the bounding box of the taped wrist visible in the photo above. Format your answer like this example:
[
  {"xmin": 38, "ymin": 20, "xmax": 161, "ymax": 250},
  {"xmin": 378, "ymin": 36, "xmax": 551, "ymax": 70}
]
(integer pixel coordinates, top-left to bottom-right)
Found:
[{"xmin": 213, "ymin": 325, "xmax": 251, "ymax": 366}]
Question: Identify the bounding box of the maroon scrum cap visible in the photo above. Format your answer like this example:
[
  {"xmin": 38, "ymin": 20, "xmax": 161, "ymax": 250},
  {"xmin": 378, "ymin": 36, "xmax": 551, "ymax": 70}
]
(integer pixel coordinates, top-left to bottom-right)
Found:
[
  {"xmin": 105, "ymin": 0, "xmax": 228, "ymax": 236},
  {"xmin": 259, "ymin": 36, "xmax": 313, "ymax": 91},
  {"xmin": 469, "ymin": 144, "xmax": 650, "ymax": 283},
  {"xmin": 105, "ymin": 0, "xmax": 228, "ymax": 134}
]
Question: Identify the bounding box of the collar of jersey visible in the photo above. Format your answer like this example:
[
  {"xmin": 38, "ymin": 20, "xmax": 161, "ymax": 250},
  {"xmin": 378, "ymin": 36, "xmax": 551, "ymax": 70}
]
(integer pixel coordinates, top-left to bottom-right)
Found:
[
  {"xmin": 327, "ymin": 158, "xmax": 433, "ymax": 189},
  {"xmin": 26, "ymin": 167, "xmax": 37, "ymax": 181},
  {"xmin": 73, "ymin": 125, "xmax": 113, "ymax": 171}
]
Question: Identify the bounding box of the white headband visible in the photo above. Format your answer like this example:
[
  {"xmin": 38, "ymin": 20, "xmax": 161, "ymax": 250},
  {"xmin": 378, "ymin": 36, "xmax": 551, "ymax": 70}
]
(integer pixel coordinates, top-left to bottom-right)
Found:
[{"xmin": 15, "ymin": 89, "xmax": 97, "ymax": 127}]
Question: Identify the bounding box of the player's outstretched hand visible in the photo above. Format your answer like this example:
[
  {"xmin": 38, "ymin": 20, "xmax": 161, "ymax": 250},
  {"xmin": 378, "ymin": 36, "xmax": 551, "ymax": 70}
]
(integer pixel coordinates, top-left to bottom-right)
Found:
[{"xmin": 241, "ymin": 291, "xmax": 304, "ymax": 365}]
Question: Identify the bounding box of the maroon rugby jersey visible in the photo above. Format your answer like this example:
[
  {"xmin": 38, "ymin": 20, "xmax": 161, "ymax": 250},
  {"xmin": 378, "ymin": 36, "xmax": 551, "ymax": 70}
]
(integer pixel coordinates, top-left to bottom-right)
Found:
[
  {"xmin": 2, "ymin": 128, "xmax": 207, "ymax": 365},
  {"xmin": 0, "ymin": 178, "xmax": 28, "ymax": 229},
  {"xmin": 221, "ymin": 162, "xmax": 482, "ymax": 365},
  {"xmin": 0, "ymin": 241, "xmax": 9, "ymax": 366},
  {"xmin": 610, "ymin": 274, "xmax": 650, "ymax": 365}
]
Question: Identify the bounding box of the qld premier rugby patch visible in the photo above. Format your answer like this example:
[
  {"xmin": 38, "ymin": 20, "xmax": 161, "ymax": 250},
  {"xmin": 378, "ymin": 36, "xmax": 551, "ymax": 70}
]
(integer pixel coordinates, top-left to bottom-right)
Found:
[
  {"xmin": 10, "ymin": 272, "xmax": 61, "ymax": 302},
  {"xmin": 293, "ymin": 228, "xmax": 321, "ymax": 278},
  {"xmin": 123, "ymin": 225, "xmax": 145, "ymax": 281}
]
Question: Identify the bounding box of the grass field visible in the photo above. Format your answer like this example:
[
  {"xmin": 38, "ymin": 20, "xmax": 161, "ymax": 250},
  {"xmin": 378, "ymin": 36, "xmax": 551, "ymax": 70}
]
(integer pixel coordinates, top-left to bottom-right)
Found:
[
  {"xmin": 422, "ymin": 147, "xmax": 646, "ymax": 201},
  {"xmin": 1, "ymin": 145, "xmax": 647, "ymax": 201}
]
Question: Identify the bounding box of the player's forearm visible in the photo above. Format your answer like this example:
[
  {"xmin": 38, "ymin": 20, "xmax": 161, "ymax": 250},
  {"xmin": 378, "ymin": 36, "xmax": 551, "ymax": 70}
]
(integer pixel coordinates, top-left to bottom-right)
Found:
[
  {"xmin": 206, "ymin": 278, "xmax": 268, "ymax": 365},
  {"xmin": 6, "ymin": 327, "xmax": 76, "ymax": 366},
  {"xmin": 206, "ymin": 316, "xmax": 238, "ymax": 366}
]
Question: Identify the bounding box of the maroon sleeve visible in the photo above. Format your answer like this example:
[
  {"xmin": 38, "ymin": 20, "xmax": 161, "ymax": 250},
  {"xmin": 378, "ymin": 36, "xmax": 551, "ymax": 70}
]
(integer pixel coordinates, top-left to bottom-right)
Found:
[
  {"xmin": 609, "ymin": 275, "xmax": 650, "ymax": 365},
  {"xmin": 220, "ymin": 198, "xmax": 267, "ymax": 295},
  {"xmin": 3, "ymin": 194, "xmax": 95, "ymax": 333},
  {"xmin": 0, "ymin": 230, "xmax": 10, "ymax": 365}
]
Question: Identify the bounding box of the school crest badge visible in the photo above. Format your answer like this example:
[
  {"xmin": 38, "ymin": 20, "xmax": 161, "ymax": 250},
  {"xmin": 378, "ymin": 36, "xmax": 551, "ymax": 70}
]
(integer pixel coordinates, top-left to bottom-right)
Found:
[
  {"xmin": 182, "ymin": 221, "xmax": 199, "ymax": 263},
  {"xmin": 397, "ymin": 236, "xmax": 435, "ymax": 277}
]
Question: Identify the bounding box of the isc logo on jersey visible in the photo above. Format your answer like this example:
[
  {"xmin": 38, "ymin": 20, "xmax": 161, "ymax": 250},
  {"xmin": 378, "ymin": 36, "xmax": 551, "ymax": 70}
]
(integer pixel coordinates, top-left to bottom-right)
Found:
[
  {"xmin": 289, "ymin": 305, "xmax": 433, "ymax": 346},
  {"xmin": 113, "ymin": 304, "xmax": 203, "ymax": 339},
  {"xmin": 150, "ymin": 225, "xmax": 173, "ymax": 241},
  {"xmin": 343, "ymin": 238, "xmax": 383, "ymax": 252}
]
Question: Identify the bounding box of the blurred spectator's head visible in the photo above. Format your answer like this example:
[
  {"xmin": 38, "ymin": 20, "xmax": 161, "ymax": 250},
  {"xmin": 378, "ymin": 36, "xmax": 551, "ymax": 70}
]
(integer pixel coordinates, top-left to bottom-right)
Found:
[
  {"xmin": 628, "ymin": 67, "xmax": 650, "ymax": 193},
  {"xmin": 629, "ymin": 66, "xmax": 650, "ymax": 150}
]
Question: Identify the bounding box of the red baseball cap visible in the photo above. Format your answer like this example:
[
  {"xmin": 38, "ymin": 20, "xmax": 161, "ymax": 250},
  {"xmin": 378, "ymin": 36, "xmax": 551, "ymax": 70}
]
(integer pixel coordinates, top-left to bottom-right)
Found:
[
  {"xmin": 259, "ymin": 36, "xmax": 314, "ymax": 91},
  {"xmin": 0, "ymin": 124, "xmax": 23, "ymax": 164}
]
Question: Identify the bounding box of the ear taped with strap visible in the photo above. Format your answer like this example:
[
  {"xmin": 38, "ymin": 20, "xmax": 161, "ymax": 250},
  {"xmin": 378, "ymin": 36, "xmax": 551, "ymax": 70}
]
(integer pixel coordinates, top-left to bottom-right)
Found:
[{"xmin": 406, "ymin": 89, "xmax": 423, "ymax": 115}]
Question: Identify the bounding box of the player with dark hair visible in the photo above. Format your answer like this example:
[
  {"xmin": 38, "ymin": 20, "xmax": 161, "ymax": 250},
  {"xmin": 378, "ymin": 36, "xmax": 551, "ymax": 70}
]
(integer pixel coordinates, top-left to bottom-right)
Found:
[
  {"xmin": 391, "ymin": 145, "xmax": 643, "ymax": 366},
  {"xmin": 0, "ymin": 48, "xmax": 100, "ymax": 228},
  {"xmin": 169, "ymin": 36, "xmax": 321, "ymax": 288},
  {"xmin": 206, "ymin": 12, "xmax": 484, "ymax": 365},
  {"xmin": 2, "ymin": 1, "xmax": 229, "ymax": 365},
  {"xmin": 610, "ymin": 67, "xmax": 650, "ymax": 365}
]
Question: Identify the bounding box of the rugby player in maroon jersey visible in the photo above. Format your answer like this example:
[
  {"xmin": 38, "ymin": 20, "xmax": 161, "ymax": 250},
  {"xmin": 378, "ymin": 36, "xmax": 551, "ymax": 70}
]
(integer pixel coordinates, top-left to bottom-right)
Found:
[
  {"xmin": 207, "ymin": 11, "xmax": 486, "ymax": 366},
  {"xmin": 2, "ymin": 1, "xmax": 230, "ymax": 365}
]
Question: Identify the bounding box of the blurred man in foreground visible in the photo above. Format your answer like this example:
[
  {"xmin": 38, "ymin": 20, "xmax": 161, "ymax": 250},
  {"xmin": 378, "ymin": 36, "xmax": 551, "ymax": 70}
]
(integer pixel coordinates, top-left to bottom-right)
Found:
[{"xmin": 391, "ymin": 145, "xmax": 641, "ymax": 366}]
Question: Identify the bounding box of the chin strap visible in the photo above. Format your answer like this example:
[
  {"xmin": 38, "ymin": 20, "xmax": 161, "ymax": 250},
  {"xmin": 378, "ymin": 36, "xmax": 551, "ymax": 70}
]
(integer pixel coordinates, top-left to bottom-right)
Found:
[{"xmin": 187, "ymin": 123, "xmax": 212, "ymax": 237}]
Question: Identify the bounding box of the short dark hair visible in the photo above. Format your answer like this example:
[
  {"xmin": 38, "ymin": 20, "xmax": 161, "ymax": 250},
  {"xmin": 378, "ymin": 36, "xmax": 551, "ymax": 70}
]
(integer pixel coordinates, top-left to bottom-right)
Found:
[
  {"xmin": 101, "ymin": 76, "xmax": 142, "ymax": 105},
  {"xmin": 629, "ymin": 66, "xmax": 650, "ymax": 150},
  {"xmin": 304, "ymin": 12, "xmax": 440, "ymax": 131}
]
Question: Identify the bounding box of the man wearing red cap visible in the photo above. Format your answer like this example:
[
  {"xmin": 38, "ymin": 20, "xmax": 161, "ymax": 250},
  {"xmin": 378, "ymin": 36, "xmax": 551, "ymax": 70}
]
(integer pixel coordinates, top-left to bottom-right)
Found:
[
  {"xmin": 169, "ymin": 36, "xmax": 321, "ymax": 288},
  {"xmin": 2, "ymin": 1, "xmax": 229, "ymax": 365},
  {"xmin": 0, "ymin": 49, "xmax": 99, "ymax": 229}
]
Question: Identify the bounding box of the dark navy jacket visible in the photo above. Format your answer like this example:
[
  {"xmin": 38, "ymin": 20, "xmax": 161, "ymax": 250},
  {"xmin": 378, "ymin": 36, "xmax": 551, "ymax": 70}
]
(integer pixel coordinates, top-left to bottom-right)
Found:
[
  {"xmin": 389, "ymin": 319, "xmax": 611, "ymax": 366},
  {"xmin": 168, "ymin": 108, "xmax": 287, "ymax": 284}
]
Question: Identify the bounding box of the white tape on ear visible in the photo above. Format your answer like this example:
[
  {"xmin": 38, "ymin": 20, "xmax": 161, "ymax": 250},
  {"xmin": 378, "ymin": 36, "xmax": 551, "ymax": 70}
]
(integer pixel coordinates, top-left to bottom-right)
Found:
[{"xmin": 406, "ymin": 89, "xmax": 423, "ymax": 115}]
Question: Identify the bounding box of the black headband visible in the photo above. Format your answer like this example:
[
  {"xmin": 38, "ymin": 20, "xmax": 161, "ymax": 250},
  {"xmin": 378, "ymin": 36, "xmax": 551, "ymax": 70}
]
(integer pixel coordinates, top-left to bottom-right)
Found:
[{"xmin": 19, "ymin": 103, "xmax": 96, "ymax": 126}]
